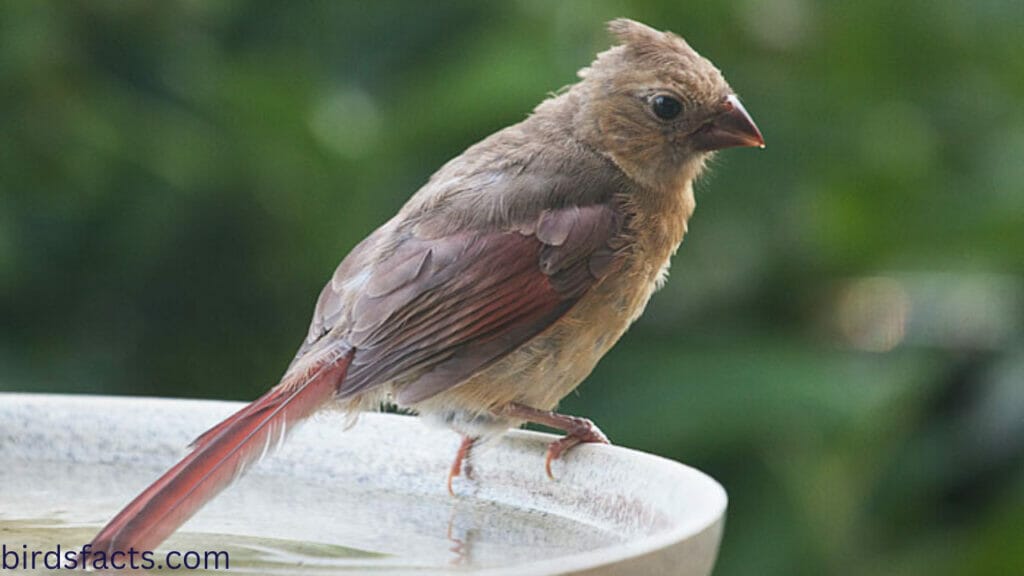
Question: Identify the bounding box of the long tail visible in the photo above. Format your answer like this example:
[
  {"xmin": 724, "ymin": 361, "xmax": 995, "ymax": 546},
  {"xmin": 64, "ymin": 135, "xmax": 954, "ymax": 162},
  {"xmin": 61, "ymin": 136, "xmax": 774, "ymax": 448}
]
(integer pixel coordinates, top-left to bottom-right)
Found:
[{"xmin": 87, "ymin": 344, "xmax": 354, "ymax": 556}]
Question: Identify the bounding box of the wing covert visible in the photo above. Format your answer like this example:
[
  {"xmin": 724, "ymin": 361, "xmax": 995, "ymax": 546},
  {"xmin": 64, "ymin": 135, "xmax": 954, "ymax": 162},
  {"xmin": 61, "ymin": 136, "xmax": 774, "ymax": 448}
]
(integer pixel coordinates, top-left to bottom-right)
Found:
[{"xmin": 305, "ymin": 203, "xmax": 628, "ymax": 404}]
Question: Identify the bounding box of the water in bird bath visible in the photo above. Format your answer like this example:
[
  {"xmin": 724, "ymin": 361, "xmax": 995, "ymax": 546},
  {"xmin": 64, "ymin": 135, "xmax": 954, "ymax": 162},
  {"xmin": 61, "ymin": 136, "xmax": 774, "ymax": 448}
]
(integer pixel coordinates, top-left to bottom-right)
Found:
[
  {"xmin": 1, "ymin": 394, "xmax": 725, "ymax": 575},
  {"xmin": 1, "ymin": 459, "xmax": 621, "ymax": 574}
]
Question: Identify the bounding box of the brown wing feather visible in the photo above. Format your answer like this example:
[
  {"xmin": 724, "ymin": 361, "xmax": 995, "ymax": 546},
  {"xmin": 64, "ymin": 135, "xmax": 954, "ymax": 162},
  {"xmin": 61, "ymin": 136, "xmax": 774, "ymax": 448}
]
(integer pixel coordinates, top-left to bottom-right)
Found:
[{"xmin": 310, "ymin": 203, "xmax": 626, "ymax": 405}]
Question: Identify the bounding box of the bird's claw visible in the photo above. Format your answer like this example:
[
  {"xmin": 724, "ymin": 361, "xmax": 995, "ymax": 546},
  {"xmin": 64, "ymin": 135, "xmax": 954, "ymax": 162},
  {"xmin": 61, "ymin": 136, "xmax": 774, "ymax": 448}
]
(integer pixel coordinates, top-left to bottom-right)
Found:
[
  {"xmin": 543, "ymin": 417, "xmax": 609, "ymax": 479},
  {"xmin": 498, "ymin": 403, "xmax": 611, "ymax": 479}
]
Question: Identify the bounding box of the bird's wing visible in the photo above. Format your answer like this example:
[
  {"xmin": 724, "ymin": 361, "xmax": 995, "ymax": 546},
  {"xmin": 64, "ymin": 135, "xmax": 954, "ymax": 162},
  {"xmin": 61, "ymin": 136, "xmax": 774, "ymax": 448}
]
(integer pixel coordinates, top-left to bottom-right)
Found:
[{"xmin": 307, "ymin": 202, "xmax": 628, "ymax": 405}]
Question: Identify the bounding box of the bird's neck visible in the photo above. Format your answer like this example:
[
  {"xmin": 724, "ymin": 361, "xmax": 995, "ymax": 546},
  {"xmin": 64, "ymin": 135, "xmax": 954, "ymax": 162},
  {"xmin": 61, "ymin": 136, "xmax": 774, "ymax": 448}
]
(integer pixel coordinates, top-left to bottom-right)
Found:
[
  {"xmin": 532, "ymin": 87, "xmax": 699, "ymax": 256},
  {"xmin": 628, "ymin": 178, "xmax": 696, "ymax": 266}
]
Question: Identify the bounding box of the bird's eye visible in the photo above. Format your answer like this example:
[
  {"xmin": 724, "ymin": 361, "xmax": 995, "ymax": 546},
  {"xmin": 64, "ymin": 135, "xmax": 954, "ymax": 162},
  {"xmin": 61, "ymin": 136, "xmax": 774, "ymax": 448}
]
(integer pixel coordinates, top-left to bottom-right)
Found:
[{"xmin": 651, "ymin": 95, "xmax": 683, "ymax": 120}]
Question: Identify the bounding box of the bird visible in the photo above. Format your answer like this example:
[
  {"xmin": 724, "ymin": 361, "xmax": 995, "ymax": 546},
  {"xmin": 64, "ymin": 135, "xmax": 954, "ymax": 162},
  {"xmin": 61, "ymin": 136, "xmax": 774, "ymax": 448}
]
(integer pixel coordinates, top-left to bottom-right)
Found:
[{"xmin": 85, "ymin": 18, "xmax": 764, "ymax": 558}]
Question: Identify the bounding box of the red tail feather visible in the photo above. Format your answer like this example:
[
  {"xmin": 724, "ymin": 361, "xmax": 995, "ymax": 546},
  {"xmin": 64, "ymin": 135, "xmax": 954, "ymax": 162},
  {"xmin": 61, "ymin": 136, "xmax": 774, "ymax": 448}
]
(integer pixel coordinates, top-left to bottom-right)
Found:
[{"xmin": 87, "ymin": 346, "xmax": 354, "ymax": 556}]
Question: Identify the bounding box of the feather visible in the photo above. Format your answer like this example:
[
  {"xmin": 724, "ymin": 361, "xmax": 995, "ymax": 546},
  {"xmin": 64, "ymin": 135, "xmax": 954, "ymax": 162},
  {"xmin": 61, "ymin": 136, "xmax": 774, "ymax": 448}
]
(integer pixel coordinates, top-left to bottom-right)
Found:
[{"xmin": 86, "ymin": 345, "xmax": 354, "ymax": 556}]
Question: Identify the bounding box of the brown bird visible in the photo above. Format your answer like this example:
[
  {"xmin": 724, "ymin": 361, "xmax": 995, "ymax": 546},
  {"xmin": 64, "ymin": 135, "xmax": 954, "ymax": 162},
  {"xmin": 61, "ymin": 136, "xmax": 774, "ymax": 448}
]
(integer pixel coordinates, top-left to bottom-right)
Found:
[{"xmin": 87, "ymin": 18, "xmax": 763, "ymax": 557}]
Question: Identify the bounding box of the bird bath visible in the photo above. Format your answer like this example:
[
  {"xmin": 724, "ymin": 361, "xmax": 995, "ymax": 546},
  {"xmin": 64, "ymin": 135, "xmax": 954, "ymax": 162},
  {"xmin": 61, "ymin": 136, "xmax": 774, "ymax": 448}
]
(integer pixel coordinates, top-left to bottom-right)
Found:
[{"xmin": 0, "ymin": 393, "xmax": 726, "ymax": 575}]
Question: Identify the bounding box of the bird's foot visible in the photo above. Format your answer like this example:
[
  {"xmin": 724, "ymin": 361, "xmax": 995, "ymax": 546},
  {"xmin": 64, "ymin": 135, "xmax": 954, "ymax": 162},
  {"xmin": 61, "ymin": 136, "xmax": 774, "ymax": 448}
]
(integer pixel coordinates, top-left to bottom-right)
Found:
[
  {"xmin": 542, "ymin": 420, "xmax": 609, "ymax": 478},
  {"xmin": 500, "ymin": 403, "xmax": 610, "ymax": 479},
  {"xmin": 447, "ymin": 435, "xmax": 477, "ymax": 496}
]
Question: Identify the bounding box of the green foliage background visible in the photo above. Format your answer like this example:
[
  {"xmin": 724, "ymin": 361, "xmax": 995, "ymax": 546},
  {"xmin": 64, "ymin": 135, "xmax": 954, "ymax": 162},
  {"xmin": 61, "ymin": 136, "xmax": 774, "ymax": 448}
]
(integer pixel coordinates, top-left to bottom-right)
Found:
[{"xmin": 2, "ymin": 1, "xmax": 1022, "ymax": 574}]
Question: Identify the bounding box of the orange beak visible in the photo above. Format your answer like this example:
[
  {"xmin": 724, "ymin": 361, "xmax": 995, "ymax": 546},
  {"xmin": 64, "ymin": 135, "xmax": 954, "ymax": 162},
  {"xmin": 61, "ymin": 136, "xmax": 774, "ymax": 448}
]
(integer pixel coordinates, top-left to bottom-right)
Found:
[{"xmin": 692, "ymin": 94, "xmax": 765, "ymax": 151}]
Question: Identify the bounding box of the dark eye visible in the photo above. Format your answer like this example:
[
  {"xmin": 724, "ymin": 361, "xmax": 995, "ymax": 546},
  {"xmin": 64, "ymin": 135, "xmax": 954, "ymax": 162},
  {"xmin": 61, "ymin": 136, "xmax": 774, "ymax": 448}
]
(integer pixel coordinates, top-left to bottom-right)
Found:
[{"xmin": 651, "ymin": 95, "xmax": 683, "ymax": 120}]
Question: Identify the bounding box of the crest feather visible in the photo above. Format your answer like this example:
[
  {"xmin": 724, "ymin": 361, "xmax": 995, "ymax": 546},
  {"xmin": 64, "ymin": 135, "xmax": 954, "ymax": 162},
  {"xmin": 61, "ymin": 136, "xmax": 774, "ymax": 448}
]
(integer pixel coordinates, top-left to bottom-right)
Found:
[{"xmin": 607, "ymin": 18, "xmax": 663, "ymax": 46}]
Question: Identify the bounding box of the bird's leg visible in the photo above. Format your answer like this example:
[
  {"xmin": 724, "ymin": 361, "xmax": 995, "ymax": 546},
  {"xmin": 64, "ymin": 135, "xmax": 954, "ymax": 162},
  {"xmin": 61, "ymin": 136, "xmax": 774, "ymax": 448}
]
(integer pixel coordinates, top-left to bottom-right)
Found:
[
  {"xmin": 499, "ymin": 402, "xmax": 610, "ymax": 478},
  {"xmin": 447, "ymin": 435, "xmax": 477, "ymax": 496}
]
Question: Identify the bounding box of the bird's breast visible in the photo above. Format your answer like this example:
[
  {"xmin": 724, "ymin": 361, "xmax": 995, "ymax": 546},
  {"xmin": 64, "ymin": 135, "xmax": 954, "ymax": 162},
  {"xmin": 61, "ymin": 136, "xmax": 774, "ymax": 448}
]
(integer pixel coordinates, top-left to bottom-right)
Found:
[{"xmin": 411, "ymin": 183, "xmax": 697, "ymax": 428}]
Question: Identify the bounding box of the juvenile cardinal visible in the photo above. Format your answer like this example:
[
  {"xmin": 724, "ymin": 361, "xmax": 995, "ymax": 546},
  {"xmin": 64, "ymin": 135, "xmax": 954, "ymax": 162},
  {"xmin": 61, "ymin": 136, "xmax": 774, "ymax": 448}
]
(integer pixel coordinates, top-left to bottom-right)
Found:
[{"xmin": 88, "ymin": 18, "xmax": 763, "ymax": 556}]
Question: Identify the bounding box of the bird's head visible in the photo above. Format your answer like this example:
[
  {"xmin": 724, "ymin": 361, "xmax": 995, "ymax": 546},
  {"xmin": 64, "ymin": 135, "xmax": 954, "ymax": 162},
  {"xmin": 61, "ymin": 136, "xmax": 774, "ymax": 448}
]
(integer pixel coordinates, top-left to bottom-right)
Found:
[{"xmin": 573, "ymin": 19, "xmax": 764, "ymax": 191}]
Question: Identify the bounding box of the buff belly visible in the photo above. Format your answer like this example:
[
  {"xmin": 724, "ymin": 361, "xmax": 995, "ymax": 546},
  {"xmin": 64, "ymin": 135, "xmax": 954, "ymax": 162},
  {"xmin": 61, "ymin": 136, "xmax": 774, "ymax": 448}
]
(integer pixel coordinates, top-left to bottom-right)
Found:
[{"xmin": 409, "ymin": 249, "xmax": 666, "ymax": 438}]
